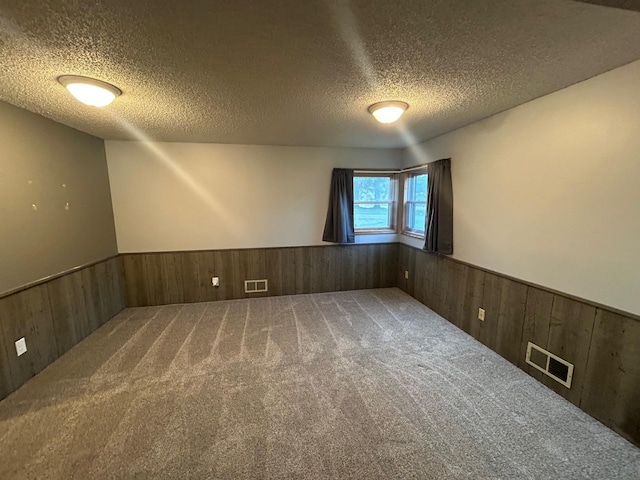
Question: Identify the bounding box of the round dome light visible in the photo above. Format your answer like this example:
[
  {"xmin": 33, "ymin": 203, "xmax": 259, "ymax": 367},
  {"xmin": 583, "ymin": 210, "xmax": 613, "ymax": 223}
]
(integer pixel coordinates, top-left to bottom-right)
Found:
[
  {"xmin": 368, "ymin": 101, "xmax": 408, "ymax": 124},
  {"xmin": 58, "ymin": 75, "xmax": 122, "ymax": 107}
]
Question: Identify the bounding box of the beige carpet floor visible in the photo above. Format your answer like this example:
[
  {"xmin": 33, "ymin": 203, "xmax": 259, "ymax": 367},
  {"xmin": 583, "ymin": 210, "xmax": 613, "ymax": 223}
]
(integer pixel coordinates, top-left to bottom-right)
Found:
[{"xmin": 0, "ymin": 288, "xmax": 638, "ymax": 479}]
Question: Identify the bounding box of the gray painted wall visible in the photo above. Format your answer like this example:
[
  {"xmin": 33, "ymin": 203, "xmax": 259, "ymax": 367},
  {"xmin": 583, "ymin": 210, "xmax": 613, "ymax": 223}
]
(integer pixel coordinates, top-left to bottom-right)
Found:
[
  {"xmin": 105, "ymin": 141, "xmax": 401, "ymax": 252},
  {"xmin": 0, "ymin": 101, "xmax": 117, "ymax": 294},
  {"xmin": 402, "ymin": 59, "xmax": 640, "ymax": 317}
]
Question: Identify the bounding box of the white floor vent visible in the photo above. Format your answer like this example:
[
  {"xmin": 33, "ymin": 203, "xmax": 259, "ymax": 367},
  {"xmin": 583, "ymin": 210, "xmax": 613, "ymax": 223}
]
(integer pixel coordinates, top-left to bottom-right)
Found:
[
  {"xmin": 244, "ymin": 279, "xmax": 268, "ymax": 293},
  {"xmin": 525, "ymin": 342, "xmax": 574, "ymax": 388}
]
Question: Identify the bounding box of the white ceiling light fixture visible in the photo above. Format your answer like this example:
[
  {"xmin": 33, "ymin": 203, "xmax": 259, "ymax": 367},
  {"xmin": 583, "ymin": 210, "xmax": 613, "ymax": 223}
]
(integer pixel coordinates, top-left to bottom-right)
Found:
[
  {"xmin": 58, "ymin": 75, "xmax": 122, "ymax": 107},
  {"xmin": 368, "ymin": 101, "xmax": 409, "ymax": 124}
]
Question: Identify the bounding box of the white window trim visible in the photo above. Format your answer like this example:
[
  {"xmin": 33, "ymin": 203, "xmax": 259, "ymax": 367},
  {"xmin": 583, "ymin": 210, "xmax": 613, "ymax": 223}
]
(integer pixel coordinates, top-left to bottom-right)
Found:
[
  {"xmin": 401, "ymin": 168, "xmax": 428, "ymax": 239},
  {"xmin": 353, "ymin": 173, "xmax": 399, "ymax": 234}
]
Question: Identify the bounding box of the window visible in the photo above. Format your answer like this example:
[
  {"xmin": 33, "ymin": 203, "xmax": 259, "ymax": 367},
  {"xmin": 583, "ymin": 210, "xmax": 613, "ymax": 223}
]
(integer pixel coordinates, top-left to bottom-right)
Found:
[
  {"xmin": 353, "ymin": 174, "xmax": 397, "ymax": 233},
  {"xmin": 402, "ymin": 170, "xmax": 428, "ymax": 237}
]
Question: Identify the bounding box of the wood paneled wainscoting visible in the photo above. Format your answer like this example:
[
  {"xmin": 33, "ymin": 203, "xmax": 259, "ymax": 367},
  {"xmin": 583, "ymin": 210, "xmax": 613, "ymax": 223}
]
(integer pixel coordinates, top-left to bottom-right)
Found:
[
  {"xmin": 121, "ymin": 243, "xmax": 398, "ymax": 307},
  {"xmin": 0, "ymin": 257, "xmax": 125, "ymax": 400},
  {"xmin": 397, "ymin": 243, "xmax": 640, "ymax": 447},
  {"xmin": 2, "ymin": 243, "xmax": 638, "ymax": 448}
]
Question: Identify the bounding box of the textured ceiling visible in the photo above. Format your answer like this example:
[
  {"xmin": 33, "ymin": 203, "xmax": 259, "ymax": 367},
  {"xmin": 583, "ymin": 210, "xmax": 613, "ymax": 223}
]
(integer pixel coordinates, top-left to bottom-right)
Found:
[{"xmin": 1, "ymin": 0, "xmax": 640, "ymax": 148}]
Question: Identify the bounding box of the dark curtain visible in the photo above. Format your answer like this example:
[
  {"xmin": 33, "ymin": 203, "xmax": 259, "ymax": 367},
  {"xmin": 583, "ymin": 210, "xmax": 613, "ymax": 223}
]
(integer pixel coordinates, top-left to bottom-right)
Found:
[
  {"xmin": 322, "ymin": 168, "xmax": 355, "ymax": 244},
  {"xmin": 424, "ymin": 158, "xmax": 453, "ymax": 254}
]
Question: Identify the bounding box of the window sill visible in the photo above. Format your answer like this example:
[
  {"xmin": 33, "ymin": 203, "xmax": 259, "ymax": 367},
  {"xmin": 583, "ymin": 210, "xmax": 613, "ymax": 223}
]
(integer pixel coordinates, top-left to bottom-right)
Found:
[
  {"xmin": 402, "ymin": 231, "xmax": 425, "ymax": 240},
  {"xmin": 355, "ymin": 229, "xmax": 397, "ymax": 235}
]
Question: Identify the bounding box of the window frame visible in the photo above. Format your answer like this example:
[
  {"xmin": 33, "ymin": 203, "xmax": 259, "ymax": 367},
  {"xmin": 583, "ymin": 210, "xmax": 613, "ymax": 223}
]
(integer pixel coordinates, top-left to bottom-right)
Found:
[
  {"xmin": 401, "ymin": 168, "xmax": 428, "ymax": 239},
  {"xmin": 353, "ymin": 172, "xmax": 399, "ymax": 235}
]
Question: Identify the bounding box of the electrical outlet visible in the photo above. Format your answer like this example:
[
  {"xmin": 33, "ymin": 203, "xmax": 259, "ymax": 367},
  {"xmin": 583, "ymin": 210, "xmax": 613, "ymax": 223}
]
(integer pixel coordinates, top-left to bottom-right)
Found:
[
  {"xmin": 404, "ymin": 270, "xmax": 409, "ymax": 279},
  {"xmin": 15, "ymin": 337, "xmax": 27, "ymax": 356},
  {"xmin": 211, "ymin": 276, "xmax": 220, "ymax": 287},
  {"xmin": 478, "ymin": 308, "xmax": 485, "ymax": 321}
]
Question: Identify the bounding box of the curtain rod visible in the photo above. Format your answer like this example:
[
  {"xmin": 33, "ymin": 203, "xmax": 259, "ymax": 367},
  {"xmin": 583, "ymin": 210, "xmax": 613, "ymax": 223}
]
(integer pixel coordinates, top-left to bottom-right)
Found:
[{"xmin": 354, "ymin": 163, "xmax": 428, "ymax": 175}]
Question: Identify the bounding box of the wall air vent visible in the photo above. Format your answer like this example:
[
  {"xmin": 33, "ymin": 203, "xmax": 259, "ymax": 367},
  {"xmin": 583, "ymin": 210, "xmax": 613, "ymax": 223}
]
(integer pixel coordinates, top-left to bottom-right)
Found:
[
  {"xmin": 525, "ymin": 342, "xmax": 574, "ymax": 388},
  {"xmin": 244, "ymin": 279, "xmax": 268, "ymax": 294}
]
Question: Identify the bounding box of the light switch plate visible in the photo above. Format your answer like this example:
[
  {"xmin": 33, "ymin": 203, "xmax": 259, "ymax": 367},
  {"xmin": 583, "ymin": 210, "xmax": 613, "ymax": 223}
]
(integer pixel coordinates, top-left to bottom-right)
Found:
[
  {"xmin": 478, "ymin": 308, "xmax": 485, "ymax": 321},
  {"xmin": 15, "ymin": 337, "xmax": 27, "ymax": 356}
]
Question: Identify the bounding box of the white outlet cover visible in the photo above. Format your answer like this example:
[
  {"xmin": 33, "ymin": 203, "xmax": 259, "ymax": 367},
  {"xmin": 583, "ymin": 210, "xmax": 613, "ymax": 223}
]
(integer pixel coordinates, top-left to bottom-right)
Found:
[
  {"xmin": 212, "ymin": 276, "xmax": 220, "ymax": 287},
  {"xmin": 15, "ymin": 337, "xmax": 27, "ymax": 356},
  {"xmin": 478, "ymin": 308, "xmax": 485, "ymax": 321},
  {"xmin": 404, "ymin": 271, "xmax": 409, "ymax": 279}
]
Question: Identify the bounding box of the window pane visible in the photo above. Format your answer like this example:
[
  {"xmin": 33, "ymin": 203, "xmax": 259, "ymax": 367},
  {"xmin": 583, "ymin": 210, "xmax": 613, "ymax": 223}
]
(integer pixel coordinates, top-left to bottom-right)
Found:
[
  {"xmin": 413, "ymin": 174, "xmax": 427, "ymax": 202},
  {"xmin": 354, "ymin": 203, "xmax": 391, "ymax": 229},
  {"xmin": 354, "ymin": 176, "xmax": 391, "ymax": 202},
  {"xmin": 406, "ymin": 203, "xmax": 426, "ymax": 233},
  {"xmin": 404, "ymin": 171, "xmax": 427, "ymax": 236},
  {"xmin": 353, "ymin": 174, "xmax": 395, "ymax": 232}
]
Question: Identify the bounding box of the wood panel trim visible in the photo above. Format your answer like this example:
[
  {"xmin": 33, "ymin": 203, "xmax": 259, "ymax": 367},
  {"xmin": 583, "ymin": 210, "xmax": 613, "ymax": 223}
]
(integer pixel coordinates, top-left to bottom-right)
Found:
[
  {"xmin": 121, "ymin": 244, "xmax": 398, "ymax": 308},
  {"xmin": 399, "ymin": 243, "xmax": 640, "ymax": 322},
  {"xmin": 397, "ymin": 242, "xmax": 640, "ymax": 446},
  {"xmin": 118, "ymin": 242, "xmax": 396, "ymax": 256},
  {"xmin": 0, "ymin": 254, "xmax": 121, "ymax": 300},
  {"xmin": 0, "ymin": 256, "xmax": 125, "ymax": 401},
  {"xmin": 8, "ymin": 242, "xmax": 631, "ymax": 321}
]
